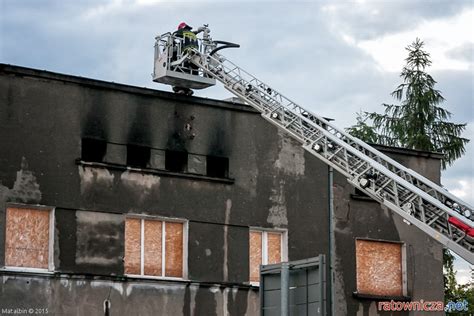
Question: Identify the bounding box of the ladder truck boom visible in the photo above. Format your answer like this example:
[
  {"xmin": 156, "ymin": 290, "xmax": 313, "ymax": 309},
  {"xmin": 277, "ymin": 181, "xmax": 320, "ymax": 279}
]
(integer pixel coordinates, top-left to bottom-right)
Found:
[{"xmin": 153, "ymin": 27, "xmax": 474, "ymax": 264}]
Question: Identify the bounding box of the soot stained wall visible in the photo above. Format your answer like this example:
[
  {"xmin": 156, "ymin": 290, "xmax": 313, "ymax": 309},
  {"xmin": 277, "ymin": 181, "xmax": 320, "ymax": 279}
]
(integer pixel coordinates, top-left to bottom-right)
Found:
[{"xmin": 0, "ymin": 64, "xmax": 328, "ymax": 314}]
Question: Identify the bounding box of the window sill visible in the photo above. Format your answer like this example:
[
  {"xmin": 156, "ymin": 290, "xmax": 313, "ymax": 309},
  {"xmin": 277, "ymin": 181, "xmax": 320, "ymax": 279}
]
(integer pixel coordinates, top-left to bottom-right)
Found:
[
  {"xmin": 76, "ymin": 160, "xmax": 235, "ymax": 184},
  {"xmin": 124, "ymin": 274, "xmax": 187, "ymax": 282},
  {"xmin": 113, "ymin": 275, "xmax": 259, "ymax": 290},
  {"xmin": 353, "ymin": 291, "xmax": 411, "ymax": 301},
  {"xmin": 1, "ymin": 267, "xmax": 55, "ymax": 275}
]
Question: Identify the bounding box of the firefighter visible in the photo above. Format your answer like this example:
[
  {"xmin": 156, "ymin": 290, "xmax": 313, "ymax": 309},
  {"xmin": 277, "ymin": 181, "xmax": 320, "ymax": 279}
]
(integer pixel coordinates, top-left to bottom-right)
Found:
[
  {"xmin": 172, "ymin": 22, "xmax": 204, "ymax": 96},
  {"xmin": 174, "ymin": 22, "xmax": 200, "ymax": 53}
]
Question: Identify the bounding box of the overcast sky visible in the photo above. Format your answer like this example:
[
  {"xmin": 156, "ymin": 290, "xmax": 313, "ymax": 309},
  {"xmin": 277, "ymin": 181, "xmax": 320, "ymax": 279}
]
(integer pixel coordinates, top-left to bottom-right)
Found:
[{"xmin": 1, "ymin": 0, "xmax": 473, "ymax": 282}]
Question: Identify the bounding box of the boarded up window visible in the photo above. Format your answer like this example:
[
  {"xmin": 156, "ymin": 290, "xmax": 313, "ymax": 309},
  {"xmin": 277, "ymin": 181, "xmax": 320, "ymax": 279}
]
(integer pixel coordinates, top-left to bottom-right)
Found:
[
  {"xmin": 249, "ymin": 230, "xmax": 285, "ymax": 282},
  {"xmin": 124, "ymin": 218, "xmax": 185, "ymax": 278},
  {"xmin": 144, "ymin": 220, "xmax": 162, "ymax": 276},
  {"xmin": 356, "ymin": 239, "xmax": 404, "ymax": 296},
  {"xmin": 124, "ymin": 218, "xmax": 141, "ymax": 275},
  {"xmin": 5, "ymin": 207, "xmax": 51, "ymax": 269},
  {"xmin": 249, "ymin": 231, "xmax": 262, "ymax": 282},
  {"xmin": 165, "ymin": 222, "xmax": 183, "ymax": 277},
  {"xmin": 267, "ymin": 233, "xmax": 282, "ymax": 264}
]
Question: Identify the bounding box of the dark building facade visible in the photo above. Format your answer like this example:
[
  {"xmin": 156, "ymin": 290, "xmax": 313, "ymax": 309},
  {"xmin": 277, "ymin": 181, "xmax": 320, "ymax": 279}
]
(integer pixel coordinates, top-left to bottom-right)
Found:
[{"xmin": 0, "ymin": 64, "xmax": 443, "ymax": 315}]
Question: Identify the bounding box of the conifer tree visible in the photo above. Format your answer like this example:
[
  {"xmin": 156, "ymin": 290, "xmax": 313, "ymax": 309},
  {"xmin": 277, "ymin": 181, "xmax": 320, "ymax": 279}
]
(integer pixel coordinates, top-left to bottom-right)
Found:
[{"xmin": 348, "ymin": 38, "xmax": 469, "ymax": 169}]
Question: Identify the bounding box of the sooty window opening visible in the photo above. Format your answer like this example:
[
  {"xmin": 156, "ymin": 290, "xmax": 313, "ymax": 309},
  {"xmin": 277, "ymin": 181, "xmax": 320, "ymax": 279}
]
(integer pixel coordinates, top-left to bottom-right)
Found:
[
  {"xmin": 206, "ymin": 156, "xmax": 229, "ymax": 178},
  {"xmin": 127, "ymin": 144, "xmax": 151, "ymax": 168},
  {"xmin": 81, "ymin": 138, "xmax": 107, "ymax": 163},
  {"xmin": 165, "ymin": 150, "xmax": 188, "ymax": 173}
]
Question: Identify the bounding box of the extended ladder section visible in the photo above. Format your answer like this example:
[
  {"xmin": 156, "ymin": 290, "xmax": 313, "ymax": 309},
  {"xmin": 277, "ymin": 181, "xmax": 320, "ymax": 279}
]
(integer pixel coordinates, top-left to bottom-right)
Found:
[
  {"xmin": 186, "ymin": 49, "xmax": 474, "ymax": 264},
  {"xmin": 156, "ymin": 28, "xmax": 473, "ymax": 263}
]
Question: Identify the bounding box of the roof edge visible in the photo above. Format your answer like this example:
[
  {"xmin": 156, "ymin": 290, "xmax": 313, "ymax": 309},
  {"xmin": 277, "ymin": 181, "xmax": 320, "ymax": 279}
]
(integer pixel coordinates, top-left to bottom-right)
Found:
[
  {"xmin": 0, "ymin": 63, "xmax": 260, "ymax": 114},
  {"xmin": 371, "ymin": 143, "xmax": 444, "ymax": 159}
]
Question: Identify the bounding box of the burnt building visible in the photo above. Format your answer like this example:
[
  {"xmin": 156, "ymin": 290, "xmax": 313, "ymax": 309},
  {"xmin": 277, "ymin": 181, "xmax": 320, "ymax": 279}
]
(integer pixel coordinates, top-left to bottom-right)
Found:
[{"xmin": 0, "ymin": 64, "xmax": 443, "ymax": 315}]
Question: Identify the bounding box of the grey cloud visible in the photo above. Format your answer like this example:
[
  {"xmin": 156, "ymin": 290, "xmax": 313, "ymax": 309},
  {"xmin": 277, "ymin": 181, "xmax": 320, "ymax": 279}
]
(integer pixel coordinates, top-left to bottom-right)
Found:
[
  {"xmin": 442, "ymin": 122, "xmax": 474, "ymax": 179},
  {"xmin": 1, "ymin": 0, "xmax": 191, "ymax": 83},
  {"xmin": 443, "ymin": 152, "xmax": 474, "ymax": 183},
  {"xmin": 323, "ymin": 0, "xmax": 472, "ymax": 41},
  {"xmin": 435, "ymin": 70, "xmax": 474, "ymax": 123},
  {"xmin": 446, "ymin": 42, "xmax": 474, "ymax": 63}
]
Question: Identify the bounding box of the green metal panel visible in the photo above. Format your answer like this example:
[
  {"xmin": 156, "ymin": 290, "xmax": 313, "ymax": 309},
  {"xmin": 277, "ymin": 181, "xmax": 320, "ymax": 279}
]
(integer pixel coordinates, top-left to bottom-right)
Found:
[{"xmin": 260, "ymin": 255, "xmax": 326, "ymax": 316}]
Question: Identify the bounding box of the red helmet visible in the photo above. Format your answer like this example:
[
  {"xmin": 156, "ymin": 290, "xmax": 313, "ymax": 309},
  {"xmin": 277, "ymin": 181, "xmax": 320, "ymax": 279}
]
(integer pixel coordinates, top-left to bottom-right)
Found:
[{"xmin": 178, "ymin": 22, "xmax": 189, "ymax": 30}]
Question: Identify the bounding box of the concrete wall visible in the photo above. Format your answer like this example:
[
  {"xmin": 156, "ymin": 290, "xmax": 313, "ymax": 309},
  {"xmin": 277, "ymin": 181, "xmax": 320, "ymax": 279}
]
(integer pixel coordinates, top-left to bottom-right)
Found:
[{"xmin": 0, "ymin": 64, "xmax": 444, "ymax": 315}]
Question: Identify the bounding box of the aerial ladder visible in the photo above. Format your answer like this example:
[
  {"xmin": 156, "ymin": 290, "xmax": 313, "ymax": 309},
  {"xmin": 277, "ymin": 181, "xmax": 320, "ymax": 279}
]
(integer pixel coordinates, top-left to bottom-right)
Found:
[{"xmin": 153, "ymin": 25, "xmax": 474, "ymax": 264}]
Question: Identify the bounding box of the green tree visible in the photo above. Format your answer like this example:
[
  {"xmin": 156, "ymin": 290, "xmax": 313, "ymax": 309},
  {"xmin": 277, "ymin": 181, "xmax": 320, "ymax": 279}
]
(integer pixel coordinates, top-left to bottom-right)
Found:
[{"xmin": 347, "ymin": 38, "xmax": 469, "ymax": 169}]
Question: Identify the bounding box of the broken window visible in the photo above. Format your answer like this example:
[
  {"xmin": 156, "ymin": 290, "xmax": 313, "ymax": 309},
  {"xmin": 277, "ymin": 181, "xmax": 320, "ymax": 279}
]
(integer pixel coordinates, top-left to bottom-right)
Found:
[
  {"xmin": 165, "ymin": 150, "xmax": 188, "ymax": 173},
  {"xmin": 124, "ymin": 218, "xmax": 186, "ymax": 278},
  {"xmin": 206, "ymin": 156, "xmax": 229, "ymax": 178},
  {"xmin": 127, "ymin": 144, "xmax": 151, "ymax": 168},
  {"xmin": 5, "ymin": 206, "xmax": 53, "ymax": 270},
  {"xmin": 81, "ymin": 138, "xmax": 107, "ymax": 162},
  {"xmin": 355, "ymin": 239, "xmax": 405, "ymax": 297},
  {"xmin": 249, "ymin": 230, "xmax": 286, "ymax": 283}
]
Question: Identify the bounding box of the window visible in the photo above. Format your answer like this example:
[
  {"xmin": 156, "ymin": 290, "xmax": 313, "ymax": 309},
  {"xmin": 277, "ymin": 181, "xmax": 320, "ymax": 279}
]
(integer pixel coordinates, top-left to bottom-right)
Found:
[
  {"xmin": 81, "ymin": 138, "xmax": 107, "ymax": 162},
  {"xmin": 124, "ymin": 218, "xmax": 187, "ymax": 278},
  {"xmin": 165, "ymin": 150, "xmax": 188, "ymax": 172},
  {"xmin": 4, "ymin": 206, "xmax": 54, "ymax": 270},
  {"xmin": 249, "ymin": 229, "xmax": 287, "ymax": 283},
  {"xmin": 206, "ymin": 156, "xmax": 229, "ymax": 178},
  {"xmin": 355, "ymin": 239, "xmax": 406, "ymax": 297},
  {"xmin": 127, "ymin": 144, "xmax": 151, "ymax": 168}
]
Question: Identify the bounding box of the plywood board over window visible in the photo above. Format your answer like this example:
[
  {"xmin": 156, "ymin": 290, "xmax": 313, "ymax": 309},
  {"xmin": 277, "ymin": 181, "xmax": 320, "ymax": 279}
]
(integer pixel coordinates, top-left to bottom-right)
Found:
[
  {"xmin": 267, "ymin": 233, "xmax": 282, "ymax": 265},
  {"xmin": 165, "ymin": 222, "xmax": 183, "ymax": 277},
  {"xmin": 249, "ymin": 229, "xmax": 286, "ymax": 283},
  {"xmin": 356, "ymin": 239, "xmax": 404, "ymax": 297},
  {"xmin": 124, "ymin": 218, "xmax": 141, "ymax": 275},
  {"xmin": 144, "ymin": 220, "xmax": 163, "ymax": 276},
  {"xmin": 249, "ymin": 231, "xmax": 262, "ymax": 282},
  {"xmin": 124, "ymin": 217, "xmax": 186, "ymax": 279},
  {"xmin": 5, "ymin": 207, "xmax": 52, "ymax": 270}
]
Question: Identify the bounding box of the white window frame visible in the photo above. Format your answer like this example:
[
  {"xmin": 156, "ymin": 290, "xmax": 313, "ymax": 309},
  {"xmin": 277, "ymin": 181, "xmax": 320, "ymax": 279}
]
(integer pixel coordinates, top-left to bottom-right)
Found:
[
  {"xmin": 249, "ymin": 227, "xmax": 288, "ymax": 285},
  {"xmin": 2, "ymin": 203, "xmax": 55, "ymax": 273},
  {"xmin": 355, "ymin": 238, "xmax": 407, "ymax": 297},
  {"xmin": 125, "ymin": 215, "xmax": 188, "ymax": 280}
]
